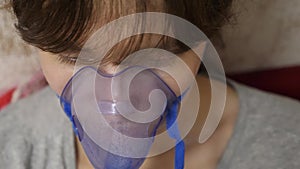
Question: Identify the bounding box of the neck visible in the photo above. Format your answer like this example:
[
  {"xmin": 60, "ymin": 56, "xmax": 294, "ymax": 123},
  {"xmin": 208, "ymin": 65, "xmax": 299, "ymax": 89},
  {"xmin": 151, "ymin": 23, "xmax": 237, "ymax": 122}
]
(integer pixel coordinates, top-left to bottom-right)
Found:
[{"xmin": 76, "ymin": 137, "xmax": 94, "ymax": 169}]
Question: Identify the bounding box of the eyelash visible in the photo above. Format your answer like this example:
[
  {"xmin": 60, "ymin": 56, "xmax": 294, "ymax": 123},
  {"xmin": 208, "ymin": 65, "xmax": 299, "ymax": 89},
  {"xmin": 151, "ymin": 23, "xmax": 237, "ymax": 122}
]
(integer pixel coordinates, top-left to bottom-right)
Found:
[
  {"xmin": 57, "ymin": 54, "xmax": 78, "ymax": 65},
  {"xmin": 56, "ymin": 53, "xmax": 177, "ymax": 66}
]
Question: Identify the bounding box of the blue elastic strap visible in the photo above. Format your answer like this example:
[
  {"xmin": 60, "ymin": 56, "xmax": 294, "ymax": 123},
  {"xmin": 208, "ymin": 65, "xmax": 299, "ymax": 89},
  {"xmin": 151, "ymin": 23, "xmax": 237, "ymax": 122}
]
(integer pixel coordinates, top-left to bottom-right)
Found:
[
  {"xmin": 166, "ymin": 90, "xmax": 189, "ymax": 169},
  {"xmin": 166, "ymin": 100, "xmax": 185, "ymax": 169},
  {"xmin": 59, "ymin": 96, "xmax": 79, "ymax": 136}
]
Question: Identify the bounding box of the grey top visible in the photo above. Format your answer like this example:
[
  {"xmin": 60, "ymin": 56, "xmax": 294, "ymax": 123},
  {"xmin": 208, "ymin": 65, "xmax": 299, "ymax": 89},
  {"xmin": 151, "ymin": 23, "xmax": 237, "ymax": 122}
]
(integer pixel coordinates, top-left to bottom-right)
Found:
[
  {"xmin": 0, "ymin": 81, "xmax": 299, "ymax": 169},
  {"xmin": 0, "ymin": 87, "xmax": 76, "ymax": 169},
  {"xmin": 217, "ymin": 81, "xmax": 300, "ymax": 169}
]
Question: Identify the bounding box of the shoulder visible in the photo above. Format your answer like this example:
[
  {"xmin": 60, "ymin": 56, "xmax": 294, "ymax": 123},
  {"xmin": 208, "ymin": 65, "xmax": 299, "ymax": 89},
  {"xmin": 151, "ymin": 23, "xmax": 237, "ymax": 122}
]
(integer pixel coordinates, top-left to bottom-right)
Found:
[
  {"xmin": 219, "ymin": 80, "xmax": 300, "ymax": 169},
  {"xmin": 230, "ymin": 80, "xmax": 300, "ymax": 121},
  {"xmin": 0, "ymin": 87, "xmax": 73, "ymax": 168},
  {"xmin": 0, "ymin": 87, "xmax": 69, "ymax": 135}
]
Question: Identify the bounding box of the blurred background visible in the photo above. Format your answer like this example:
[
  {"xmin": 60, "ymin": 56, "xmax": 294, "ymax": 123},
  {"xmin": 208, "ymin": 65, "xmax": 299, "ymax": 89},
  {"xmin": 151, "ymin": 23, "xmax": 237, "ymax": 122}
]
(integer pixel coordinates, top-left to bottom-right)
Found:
[
  {"xmin": 0, "ymin": 3, "xmax": 47, "ymax": 110},
  {"xmin": 217, "ymin": 0, "xmax": 300, "ymax": 73},
  {"xmin": 0, "ymin": 0, "xmax": 299, "ymax": 110},
  {"xmin": 214, "ymin": 0, "xmax": 300, "ymax": 100}
]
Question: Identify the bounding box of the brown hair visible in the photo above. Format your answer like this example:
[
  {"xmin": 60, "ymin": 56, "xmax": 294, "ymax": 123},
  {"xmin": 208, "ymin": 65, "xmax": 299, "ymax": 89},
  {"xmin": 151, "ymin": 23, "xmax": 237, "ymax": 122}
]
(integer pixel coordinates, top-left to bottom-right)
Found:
[{"xmin": 8, "ymin": 0, "xmax": 233, "ymax": 65}]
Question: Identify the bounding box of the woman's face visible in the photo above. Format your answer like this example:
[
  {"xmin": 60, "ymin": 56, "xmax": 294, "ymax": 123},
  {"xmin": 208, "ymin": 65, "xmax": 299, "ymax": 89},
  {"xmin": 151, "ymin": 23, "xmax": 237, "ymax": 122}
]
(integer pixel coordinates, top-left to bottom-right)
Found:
[{"xmin": 39, "ymin": 46, "xmax": 203, "ymax": 96}]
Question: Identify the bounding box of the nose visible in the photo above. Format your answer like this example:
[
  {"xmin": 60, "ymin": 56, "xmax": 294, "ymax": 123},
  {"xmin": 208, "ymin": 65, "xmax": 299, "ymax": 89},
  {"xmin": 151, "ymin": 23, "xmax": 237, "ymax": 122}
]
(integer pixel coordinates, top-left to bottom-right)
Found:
[{"xmin": 98, "ymin": 63, "xmax": 119, "ymax": 75}]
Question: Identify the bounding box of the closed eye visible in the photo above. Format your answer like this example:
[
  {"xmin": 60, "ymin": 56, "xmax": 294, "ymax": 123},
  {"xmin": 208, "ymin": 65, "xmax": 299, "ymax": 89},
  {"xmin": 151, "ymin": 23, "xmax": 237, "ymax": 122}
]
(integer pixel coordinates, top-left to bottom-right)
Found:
[{"xmin": 57, "ymin": 54, "xmax": 78, "ymax": 65}]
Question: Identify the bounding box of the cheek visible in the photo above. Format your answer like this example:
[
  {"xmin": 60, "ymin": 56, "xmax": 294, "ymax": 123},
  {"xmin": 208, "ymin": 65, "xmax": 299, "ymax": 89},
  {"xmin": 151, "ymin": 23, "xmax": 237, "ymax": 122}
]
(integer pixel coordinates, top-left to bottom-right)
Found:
[{"xmin": 39, "ymin": 54, "xmax": 74, "ymax": 95}]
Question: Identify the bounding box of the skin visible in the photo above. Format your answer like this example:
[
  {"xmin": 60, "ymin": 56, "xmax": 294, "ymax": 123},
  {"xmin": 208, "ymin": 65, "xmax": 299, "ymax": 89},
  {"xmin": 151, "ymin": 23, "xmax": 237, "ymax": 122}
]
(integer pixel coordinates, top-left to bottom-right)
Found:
[{"xmin": 39, "ymin": 46, "xmax": 239, "ymax": 169}]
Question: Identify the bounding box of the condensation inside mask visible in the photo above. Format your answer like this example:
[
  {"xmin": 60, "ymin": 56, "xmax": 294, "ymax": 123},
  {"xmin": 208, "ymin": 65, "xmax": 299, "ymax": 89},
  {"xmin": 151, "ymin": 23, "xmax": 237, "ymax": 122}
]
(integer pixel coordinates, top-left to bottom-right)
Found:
[{"xmin": 60, "ymin": 66, "xmax": 181, "ymax": 169}]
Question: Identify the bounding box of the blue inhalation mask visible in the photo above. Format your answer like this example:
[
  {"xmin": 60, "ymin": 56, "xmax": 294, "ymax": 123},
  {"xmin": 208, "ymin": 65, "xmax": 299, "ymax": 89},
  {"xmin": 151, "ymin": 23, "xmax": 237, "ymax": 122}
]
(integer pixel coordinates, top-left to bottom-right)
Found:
[{"xmin": 59, "ymin": 66, "xmax": 187, "ymax": 169}]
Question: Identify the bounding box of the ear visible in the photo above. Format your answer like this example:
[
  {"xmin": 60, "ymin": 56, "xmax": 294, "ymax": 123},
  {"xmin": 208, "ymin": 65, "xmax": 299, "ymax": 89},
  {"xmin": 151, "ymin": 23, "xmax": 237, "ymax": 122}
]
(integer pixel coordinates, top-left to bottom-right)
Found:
[
  {"xmin": 179, "ymin": 42, "xmax": 207, "ymax": 76},
  {"xmin": 155, "ymin": 42, "xmax": 207, "ymax": 96}
]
